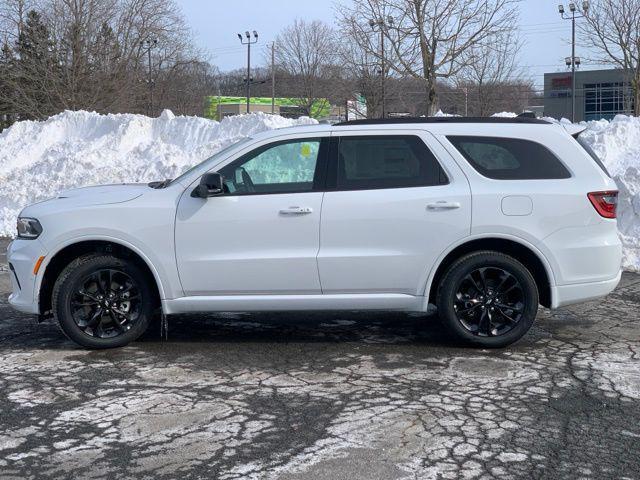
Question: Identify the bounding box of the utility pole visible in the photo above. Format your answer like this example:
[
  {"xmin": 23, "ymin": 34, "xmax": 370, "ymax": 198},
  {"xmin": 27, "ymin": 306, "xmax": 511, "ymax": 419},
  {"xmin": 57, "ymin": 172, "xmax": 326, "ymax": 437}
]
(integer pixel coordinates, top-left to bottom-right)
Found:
[
  {"xmin": 271, "ymin": 42, "xmax": 276, "ymax": 114},
  {"xmin": 559, "ymin": 2, "xmax": 589, "ymax": 122},
  {"xmin": 463, "ymin": 86, "xmax": 469, "ymax": 117},
  {"xmin": 140, "ymin": 38, "xmax": 158, "ymax": 116},
  {"xmin": 238, "ymin": 31, "xmax": 259, "ymax": 114},
  {"xmin": 369, "ymin": 16, "xmax": 393, "ymax": 119}
]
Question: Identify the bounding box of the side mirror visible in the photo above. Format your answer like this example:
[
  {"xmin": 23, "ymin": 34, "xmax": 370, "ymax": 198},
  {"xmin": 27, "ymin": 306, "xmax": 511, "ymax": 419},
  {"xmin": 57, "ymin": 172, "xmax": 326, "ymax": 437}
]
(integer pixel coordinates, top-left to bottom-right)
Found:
[{"xmin": 191, "ymin": 172, "xmax": 224, "ymax": 198}]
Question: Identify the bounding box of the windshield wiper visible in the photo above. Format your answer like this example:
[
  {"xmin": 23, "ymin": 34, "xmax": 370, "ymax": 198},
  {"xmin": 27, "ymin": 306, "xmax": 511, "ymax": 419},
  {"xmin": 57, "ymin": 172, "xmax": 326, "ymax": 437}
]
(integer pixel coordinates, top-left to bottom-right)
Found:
[{"xmin": 148, "ymin": 179, "xmax": 172, "ymax": 189}]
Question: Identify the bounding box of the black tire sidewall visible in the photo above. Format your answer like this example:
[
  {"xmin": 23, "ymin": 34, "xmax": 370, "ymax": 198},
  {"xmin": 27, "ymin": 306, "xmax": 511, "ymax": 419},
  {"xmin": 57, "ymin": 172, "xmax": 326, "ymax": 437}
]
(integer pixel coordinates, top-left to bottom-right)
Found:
[
  {"xmin": 436, "ymin": 252, "xmax": 539, "ymax": 348},
  {"xmin": 53, "ymin": 255, "xmax": 153, "ymax": 349}
]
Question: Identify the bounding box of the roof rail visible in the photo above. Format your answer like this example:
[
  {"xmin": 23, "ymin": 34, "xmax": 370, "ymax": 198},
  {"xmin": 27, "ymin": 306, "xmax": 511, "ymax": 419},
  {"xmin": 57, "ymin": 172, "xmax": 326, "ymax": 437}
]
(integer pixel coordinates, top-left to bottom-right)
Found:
[{"xmin": 335, "ymin": 116, "xmax": 551, "ymax": 126}]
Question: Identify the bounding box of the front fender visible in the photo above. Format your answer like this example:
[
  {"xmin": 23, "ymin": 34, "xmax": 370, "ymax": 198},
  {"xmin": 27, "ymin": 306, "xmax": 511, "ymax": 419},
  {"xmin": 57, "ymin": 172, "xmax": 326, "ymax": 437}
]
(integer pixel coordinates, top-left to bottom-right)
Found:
[{"xmin": 36, "ymin": 234, "xmax": 177, "ymax": 310}]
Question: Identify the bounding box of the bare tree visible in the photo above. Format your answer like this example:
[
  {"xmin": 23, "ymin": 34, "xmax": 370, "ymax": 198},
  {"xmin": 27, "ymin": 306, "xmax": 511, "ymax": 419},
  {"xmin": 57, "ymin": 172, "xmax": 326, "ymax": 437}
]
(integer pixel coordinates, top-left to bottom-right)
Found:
[
  {"xmin": 46, "ymin": 0, "xmax": 196, "ymax": 113},
  {"xmin": 0, "ymin": 0, "xmax": 215, "ymax": 122},
  {"xmin": 337, "ymin": 17, "xmax": 385, "ymax": 118},
  {"xmin": 0, "ymin": 0, "xmax": 39, "ymax": 40},
  {"xmin": 274, "ymin": 19, "xmax": 336, "ymax": 117},
  {"xmin": 582, "ymin": 0, "xmax": 640, "ymax": 115},
  {"xmin": 454, "ymin": 31, "xmax": 523, "ymax": 116},
  {"xmin": 338, "ymin": 0, "xmax": 521, "ymax": 115},
  {"xmin": 155, "ymin": 59, "xmax": 218, "ymax": 116}
]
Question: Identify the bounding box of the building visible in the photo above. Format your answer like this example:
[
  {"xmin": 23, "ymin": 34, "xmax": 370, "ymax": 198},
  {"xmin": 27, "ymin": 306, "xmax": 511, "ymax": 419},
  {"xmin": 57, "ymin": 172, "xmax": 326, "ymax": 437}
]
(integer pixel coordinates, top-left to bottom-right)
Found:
[
  {"xmin": 544, "ymin": 68, "xmax": 635, "ymax": 122},
  {"xmin": 215, "ymin": 103, "xmax": 281, "ymax": 119},
  {"xmin": 205, "ymin": 96, "xmax": 331, "ymax": 120}
]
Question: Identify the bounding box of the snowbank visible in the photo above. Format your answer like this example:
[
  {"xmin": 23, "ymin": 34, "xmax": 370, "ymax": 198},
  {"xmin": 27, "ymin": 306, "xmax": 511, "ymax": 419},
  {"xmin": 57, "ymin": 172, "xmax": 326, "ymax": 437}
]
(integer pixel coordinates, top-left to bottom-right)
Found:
[
  {"xmin": 491, "ymin": 112, "xmax": 518, "ymax": 118},
  {"xmin": 579, "ymin": 115, "xmax": 640, "ymax": 271},
  {"xmin": 0, "ymin": 110, "xmax": 316, "ymax": 236},
  {"xmin": 0, "ymin": 109, "xmax": 638, "ymax": 271}
]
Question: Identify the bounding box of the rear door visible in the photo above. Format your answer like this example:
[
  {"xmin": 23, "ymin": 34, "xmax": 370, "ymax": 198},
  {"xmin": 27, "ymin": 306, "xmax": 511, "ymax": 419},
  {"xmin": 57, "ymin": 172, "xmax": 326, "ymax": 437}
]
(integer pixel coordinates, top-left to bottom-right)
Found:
[{"xmin": 317, "ymin": 130, "xmax": 471, "ymax": 296}]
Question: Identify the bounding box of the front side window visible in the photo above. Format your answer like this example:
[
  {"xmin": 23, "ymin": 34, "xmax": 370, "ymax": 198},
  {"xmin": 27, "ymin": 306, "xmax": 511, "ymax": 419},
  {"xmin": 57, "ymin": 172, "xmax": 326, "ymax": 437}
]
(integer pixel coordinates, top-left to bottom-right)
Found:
[
  {"xmin": 447, "ymin": 136, "xmax": 571, "ymax": 180},
  {"xmin": 218, "ymin": 138, "xmax": 323, "ymax": 195},
  {"xmin": 334, "ymin": 135, "xmax": 447, "ymax": 190}
]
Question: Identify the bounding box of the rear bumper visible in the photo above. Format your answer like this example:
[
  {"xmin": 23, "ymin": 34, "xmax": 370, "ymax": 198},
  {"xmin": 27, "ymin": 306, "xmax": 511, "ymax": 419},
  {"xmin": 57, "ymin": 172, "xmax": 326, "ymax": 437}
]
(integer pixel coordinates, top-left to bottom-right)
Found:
[
  {"xmin": 551, "ymin": 269, "xmax": 622, "ymax": 309},
  {"xmin": 6, "ymin": 239, "xmax": 45, "ymax": 315},
  {"xmin": 543, "ymin": 220, "xmax": 622, "ymax": 285}
]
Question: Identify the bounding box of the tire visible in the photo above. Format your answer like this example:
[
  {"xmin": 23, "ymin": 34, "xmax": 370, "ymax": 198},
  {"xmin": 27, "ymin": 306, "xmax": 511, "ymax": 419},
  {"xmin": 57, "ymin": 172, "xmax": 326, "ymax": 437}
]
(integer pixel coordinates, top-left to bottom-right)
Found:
[
  {"xmin": 52, "ymin": 254, "xmax": 154, "ymax": 349},
  {"xmin": 436, "ymin": 251, "xmax": 539, "ymax": 348}
]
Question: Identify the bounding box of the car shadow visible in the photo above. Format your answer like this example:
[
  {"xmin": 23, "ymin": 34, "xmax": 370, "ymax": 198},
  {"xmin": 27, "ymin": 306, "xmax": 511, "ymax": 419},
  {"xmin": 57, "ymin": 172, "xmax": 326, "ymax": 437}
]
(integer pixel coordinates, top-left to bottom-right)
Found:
[{"xmin": 136, "ymin": 310, "xmax": 463, "ymax": 348}]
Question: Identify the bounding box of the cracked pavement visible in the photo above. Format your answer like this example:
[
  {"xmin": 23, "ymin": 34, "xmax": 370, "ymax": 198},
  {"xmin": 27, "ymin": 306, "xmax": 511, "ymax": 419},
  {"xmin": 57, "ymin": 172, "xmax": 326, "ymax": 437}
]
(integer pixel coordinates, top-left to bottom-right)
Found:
[{"xmin": 0, "ymin": 239, "xmax": 639, "ymax": 479}]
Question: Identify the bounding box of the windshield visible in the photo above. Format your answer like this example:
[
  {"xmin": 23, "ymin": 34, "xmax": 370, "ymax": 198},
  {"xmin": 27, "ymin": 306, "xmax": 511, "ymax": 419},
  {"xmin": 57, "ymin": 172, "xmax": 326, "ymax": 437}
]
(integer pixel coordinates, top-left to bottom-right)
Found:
[{"xmin": 169, "ymin": 137, "xmax": 253, "ymax": 186}]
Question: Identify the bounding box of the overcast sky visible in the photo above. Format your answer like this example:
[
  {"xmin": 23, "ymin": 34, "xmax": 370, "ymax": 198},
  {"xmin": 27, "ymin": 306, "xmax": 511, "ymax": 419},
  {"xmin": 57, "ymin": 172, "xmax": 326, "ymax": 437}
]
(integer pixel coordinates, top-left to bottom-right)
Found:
[{"xmin": 177, "ymin": 0, "xmax": 607, "ymax": 94}]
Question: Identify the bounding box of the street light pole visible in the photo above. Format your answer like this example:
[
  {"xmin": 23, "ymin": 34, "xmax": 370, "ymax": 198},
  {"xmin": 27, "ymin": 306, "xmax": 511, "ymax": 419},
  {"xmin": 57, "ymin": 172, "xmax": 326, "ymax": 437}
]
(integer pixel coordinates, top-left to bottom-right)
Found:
[
  {"xmin": 238, "ymin": 31, "xmax": 259, "ymax": 114},
  {"xmin": 559, "ymin": 2, "xmax": 589, "ymax": 122},
  {"xmin": 271, "ymin": 42, "xmax": 276, "ymax": 114},
  {"xmin": 464, "ymin": 86, "xmax": 469, "ymax": 117},
  {"xmin": 140, "ymin": 38, "xmax": 158, "ymax": 116},
  {"xmin": 369, "ymin": 16, "xmax": 393, "ymax": 119}
]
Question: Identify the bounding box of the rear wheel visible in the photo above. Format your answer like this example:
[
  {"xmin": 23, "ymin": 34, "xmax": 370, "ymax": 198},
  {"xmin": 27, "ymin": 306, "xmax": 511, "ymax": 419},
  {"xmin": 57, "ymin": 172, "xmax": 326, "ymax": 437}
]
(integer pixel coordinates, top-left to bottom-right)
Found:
[
  {"xmin": 436, "ymin": 251, "xmax": 538, "ymax": 348},
  {"xmin": 52, "ymin": 254, "xmax": 153, "ymax": 348}
]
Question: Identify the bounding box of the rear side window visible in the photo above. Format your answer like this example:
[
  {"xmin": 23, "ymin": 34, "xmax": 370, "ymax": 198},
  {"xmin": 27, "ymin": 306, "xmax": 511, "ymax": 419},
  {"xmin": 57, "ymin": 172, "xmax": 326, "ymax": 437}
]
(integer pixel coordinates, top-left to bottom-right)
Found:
[
  {"xmin": 335, "ymin": 135, "xmax": 448, "ymax": 190},
  {"xmin": 447, "ymin": 136, "xmax": 571, "ymax": 180},
  {"xmin": 575, "ymin": 135, "xmax": 611, "ymax": 177}
]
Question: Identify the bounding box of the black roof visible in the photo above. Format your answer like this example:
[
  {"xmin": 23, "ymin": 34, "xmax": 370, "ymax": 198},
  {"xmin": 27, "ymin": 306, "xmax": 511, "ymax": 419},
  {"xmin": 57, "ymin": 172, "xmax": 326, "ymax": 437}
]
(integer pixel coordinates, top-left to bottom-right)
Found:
[{"xmin": 335, "ymin": 116, "xmax": 550, "ymax": 126}]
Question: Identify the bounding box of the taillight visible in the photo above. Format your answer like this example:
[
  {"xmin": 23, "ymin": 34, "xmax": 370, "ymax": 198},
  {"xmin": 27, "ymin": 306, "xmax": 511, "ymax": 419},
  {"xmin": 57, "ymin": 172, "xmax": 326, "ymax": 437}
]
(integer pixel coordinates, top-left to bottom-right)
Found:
[{"xmin": 588, "ymin": 191, "xmax": 618, "ymax": 219}]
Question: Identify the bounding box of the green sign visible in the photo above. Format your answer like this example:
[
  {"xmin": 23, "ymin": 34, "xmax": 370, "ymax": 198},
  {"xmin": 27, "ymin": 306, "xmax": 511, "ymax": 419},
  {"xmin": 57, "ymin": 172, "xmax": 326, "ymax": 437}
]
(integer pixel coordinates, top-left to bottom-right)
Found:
[{"xmin": 205, "ymin": 96, "xmax": 331, "ymax": 120}]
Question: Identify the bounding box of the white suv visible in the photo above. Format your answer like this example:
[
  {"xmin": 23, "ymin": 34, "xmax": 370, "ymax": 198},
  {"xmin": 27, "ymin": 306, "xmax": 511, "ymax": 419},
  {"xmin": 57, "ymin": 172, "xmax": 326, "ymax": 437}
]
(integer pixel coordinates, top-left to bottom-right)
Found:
[{"xmin": 7, "ymin": 117, "xmax": 622, "ymax": 349}]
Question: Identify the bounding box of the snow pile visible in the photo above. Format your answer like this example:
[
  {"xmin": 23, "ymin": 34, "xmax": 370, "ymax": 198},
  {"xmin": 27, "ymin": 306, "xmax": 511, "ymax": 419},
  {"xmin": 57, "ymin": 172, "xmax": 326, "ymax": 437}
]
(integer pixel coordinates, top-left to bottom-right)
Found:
[
  {"xmin": 491, "ymin": 112, "xmax": 518, "ymax": 118},
  {"xmin": 0, "ymin": 109, "xmax": 638, "ymax": 272},
  {"xmin": 0, "ymin": 110, "xmax": 316, "ymax": 235},
  {"xmin": 434, "ymin": 110, "xmax": 459, "ymax": 117},
  {"xmin": 579, "ymin": 115, "xmax": 640, "ymax": 271}
]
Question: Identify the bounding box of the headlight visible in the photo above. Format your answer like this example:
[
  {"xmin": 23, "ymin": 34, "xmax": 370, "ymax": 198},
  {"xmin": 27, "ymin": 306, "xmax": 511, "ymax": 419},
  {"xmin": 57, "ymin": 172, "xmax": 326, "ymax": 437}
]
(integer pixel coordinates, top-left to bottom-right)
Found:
[{"xmin": 17, "ymin": 217, "xmax": 43, "ymax": 239}]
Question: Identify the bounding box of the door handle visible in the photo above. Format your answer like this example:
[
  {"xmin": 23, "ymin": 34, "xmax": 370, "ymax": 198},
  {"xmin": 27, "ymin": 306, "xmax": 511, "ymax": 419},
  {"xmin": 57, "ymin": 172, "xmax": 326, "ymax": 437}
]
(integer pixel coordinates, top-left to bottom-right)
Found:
[
  {"xmin": 279, "ymin": 206, "xmax": 313, "ymax": 215},
  {"xmin": 426, "ymin": 201, "xmax": 461, "ymax": 211}
]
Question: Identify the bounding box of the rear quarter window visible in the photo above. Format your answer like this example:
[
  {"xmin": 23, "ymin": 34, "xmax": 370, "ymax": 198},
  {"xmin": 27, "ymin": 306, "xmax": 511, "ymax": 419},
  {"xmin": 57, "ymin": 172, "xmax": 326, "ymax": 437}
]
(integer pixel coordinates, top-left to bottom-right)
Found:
[{"xmin": 447, "ymin": 136, "xmax": 571, "ymax": 180}]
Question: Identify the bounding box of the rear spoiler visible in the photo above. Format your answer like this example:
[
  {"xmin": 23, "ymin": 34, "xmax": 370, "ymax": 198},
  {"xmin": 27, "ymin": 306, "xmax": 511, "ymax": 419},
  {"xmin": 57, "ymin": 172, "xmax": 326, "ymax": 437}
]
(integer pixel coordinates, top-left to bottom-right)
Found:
[
  {"xmin": 517, "ymin": 112, "xmax": 587, "ymax": 138},
  {"xmin": 562, "ymin": 124, "xmax": 588, "ymax": 138}
]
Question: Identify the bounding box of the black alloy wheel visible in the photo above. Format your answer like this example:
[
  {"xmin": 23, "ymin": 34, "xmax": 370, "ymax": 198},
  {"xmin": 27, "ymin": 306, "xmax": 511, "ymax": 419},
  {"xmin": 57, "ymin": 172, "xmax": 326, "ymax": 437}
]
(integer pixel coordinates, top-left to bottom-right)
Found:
[
  {"xmin": 436, "ymin": 251, "xmax": 539, "ymax": 348},
  {"xmin": 453, "ymin": 267, "xmax": 524, "ymax": 337},
  {"xmin": 52, "ymin": 254, "xmax": 154, "ymax": 349},
  {"xmin": 70, "ymin": 269, "xmax": 142, "ymax": 339}
]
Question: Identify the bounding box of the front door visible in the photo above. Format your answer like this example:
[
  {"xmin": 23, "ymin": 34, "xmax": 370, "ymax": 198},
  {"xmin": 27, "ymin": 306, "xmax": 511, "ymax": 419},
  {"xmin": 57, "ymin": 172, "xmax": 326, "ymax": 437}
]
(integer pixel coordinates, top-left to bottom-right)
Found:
[{"xmin": 175, "ymin": 136, "xmax": 328, "ymax": 296}]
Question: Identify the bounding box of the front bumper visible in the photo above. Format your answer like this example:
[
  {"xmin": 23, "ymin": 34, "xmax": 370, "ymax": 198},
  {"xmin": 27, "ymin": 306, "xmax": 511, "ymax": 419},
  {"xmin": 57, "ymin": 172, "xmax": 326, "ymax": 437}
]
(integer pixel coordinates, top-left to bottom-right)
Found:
[{"xmin": 6, "ymin": 239, "xmax": 46, "ymax": 314}]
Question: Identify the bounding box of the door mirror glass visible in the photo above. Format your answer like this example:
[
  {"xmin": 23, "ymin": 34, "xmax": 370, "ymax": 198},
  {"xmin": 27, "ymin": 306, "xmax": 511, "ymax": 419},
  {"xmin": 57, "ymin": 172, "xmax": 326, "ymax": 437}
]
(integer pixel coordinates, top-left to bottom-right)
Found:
[{"xmin": 191, "ymin": 172, "xmax": 224, "ymax": 198}]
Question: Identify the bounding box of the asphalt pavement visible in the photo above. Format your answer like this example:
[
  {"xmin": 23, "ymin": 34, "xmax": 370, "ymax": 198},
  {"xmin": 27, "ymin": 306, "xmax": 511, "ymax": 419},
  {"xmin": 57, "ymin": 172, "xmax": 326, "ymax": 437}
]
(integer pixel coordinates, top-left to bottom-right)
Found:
[{"xmin": 0, "ymin": 237, "xmax": 639, "ymax": 480}]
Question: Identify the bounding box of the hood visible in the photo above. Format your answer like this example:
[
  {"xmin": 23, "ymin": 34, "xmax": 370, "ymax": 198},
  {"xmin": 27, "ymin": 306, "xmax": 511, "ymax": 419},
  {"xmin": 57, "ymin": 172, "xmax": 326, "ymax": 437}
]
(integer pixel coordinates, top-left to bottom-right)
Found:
[
  {"xmin": 55, "ymin": 184, "xmax": 148, "ymax": 206},
  {"xmin": 17, "ymin": 183, "xmax": 152, "ymax": 231}
]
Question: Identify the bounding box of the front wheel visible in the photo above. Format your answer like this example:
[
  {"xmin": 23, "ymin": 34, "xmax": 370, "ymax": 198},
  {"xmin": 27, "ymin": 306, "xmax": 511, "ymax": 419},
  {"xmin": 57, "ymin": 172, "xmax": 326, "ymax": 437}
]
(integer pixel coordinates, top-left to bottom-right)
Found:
[
  {"xmin": 52, "ymin": 254, "xmax": 154, "ymax": 349},
  {"xmin": 436, "ymin": 251, "xmax": 539, "ymax": 348}
]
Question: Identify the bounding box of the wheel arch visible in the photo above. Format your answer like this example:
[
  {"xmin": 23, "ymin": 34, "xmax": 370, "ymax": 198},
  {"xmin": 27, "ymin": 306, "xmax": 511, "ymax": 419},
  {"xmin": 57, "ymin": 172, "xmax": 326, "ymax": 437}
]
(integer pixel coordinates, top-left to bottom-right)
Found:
[
  {"xmin": 425, "ymin": 236, "xmax": 555, "ymax": 309},
  {"xmin": 38, "ymin": 237, "xmax": 165, "ymax": 317}
]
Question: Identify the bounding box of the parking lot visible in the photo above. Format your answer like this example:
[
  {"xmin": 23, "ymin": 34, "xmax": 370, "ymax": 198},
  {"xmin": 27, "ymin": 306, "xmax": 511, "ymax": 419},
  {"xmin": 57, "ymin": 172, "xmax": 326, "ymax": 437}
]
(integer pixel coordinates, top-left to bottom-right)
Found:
[{"xmin": 0, "ymin": 238, "xmax": 639, "ymax": 480}]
